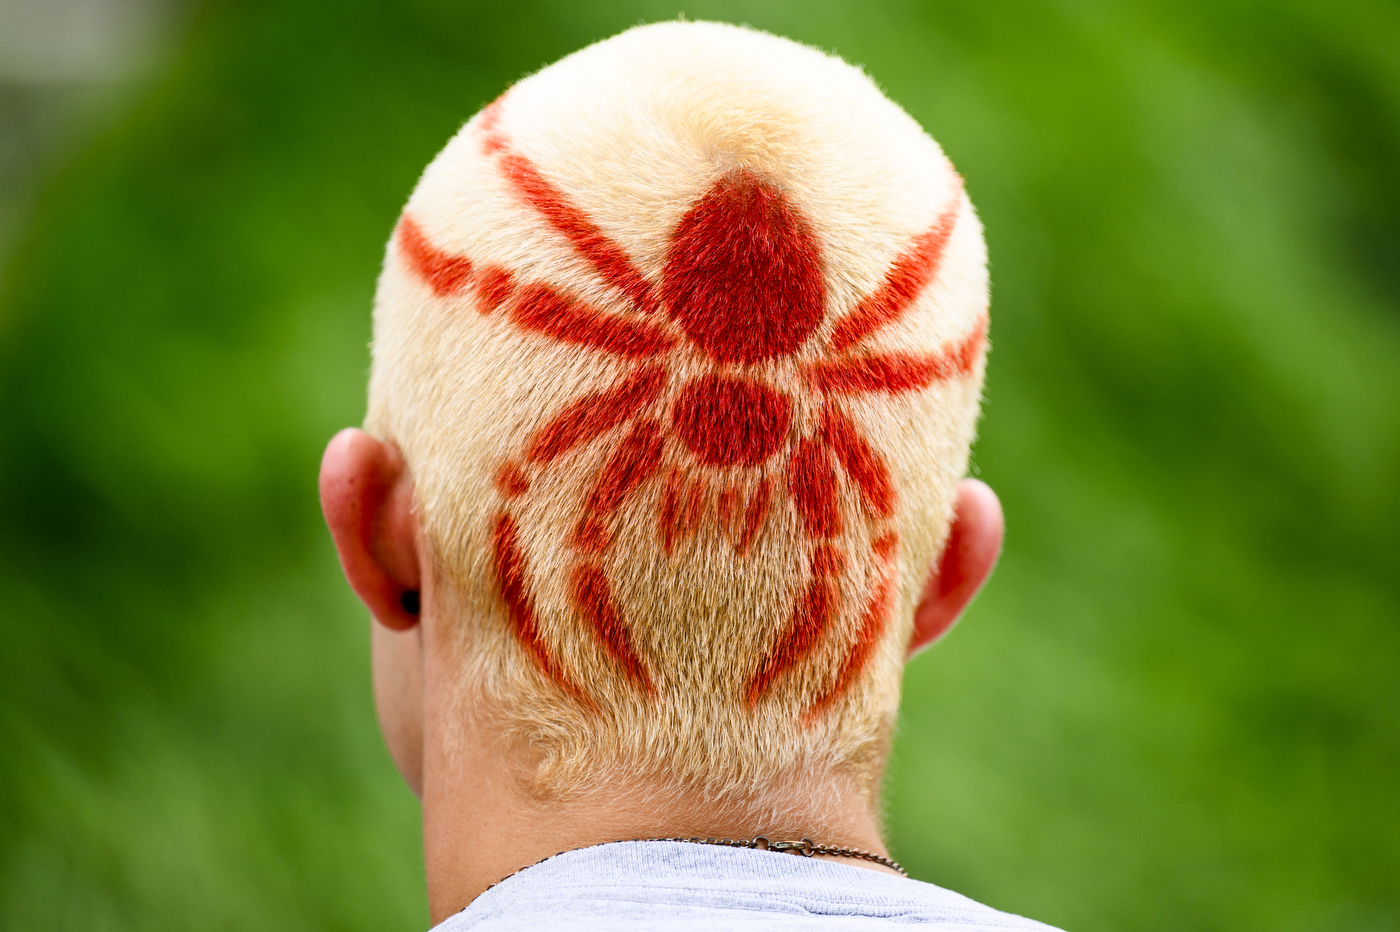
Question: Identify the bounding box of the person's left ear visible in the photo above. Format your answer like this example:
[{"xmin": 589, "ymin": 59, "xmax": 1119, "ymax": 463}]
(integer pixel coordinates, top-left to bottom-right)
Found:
[
  {"xmin": 319, "ymin": 428, "xmax": 422, "ymax": 631},
  {"xmin": 908, "ymin": 478, "xmax": 1004, "ymax": 657}
]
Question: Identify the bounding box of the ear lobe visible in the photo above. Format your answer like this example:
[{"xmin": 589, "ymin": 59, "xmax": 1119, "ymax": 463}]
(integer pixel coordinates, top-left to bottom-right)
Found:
[
  {"xmin": 319, "ymin": 428, "xmax": 423, "ymax": 632},
  {"xmin": 908, "ymin": 478, "xmax": 1004, "ymax": 657}
]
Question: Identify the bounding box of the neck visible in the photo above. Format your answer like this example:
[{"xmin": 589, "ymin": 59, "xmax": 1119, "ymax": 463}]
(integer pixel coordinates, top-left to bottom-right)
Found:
[{"xmin": 419, "ymin": 679, "xmax": 890, "ymax": 924}]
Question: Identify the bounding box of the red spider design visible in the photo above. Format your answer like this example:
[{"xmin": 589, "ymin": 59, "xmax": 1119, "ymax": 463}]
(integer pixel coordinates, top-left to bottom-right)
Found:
[{"xmin": 395, "ymin": 99, "xmax": 987, "ymax": 718}]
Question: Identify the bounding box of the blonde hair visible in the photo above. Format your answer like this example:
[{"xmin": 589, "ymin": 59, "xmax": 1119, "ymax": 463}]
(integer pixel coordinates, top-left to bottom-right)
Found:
[{"xmin": 366, "ymin": 21, "xmax": 988, "ymax": 800}]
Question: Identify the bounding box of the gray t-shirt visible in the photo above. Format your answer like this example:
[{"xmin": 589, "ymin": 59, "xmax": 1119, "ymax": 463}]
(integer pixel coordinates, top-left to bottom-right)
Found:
[{"xmin": 436, "ymin": 840, "xmax": 1062, "ymax": 930}]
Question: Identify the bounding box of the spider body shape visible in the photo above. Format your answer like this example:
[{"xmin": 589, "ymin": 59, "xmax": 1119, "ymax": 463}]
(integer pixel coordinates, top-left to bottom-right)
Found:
[{"xmin": 395, "ymin": 102, "xmax": 987, "ymax": 717}]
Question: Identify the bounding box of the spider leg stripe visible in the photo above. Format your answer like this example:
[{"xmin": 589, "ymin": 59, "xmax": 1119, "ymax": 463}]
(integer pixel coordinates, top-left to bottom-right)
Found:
[
  {"xmin": 660, "ymin": 473, "xmax": 706, "ymax": 551},
  {"xmin": 475, "ymin": 264, "xmax": 516, "ymax": 313},
  {"xmin": 572, "ymin": 519, "xmax": 611, "ymax": 554},
  {"xmin": 683, "ymin": 474, "xmax": 709, "ymax": 536},
  {"xmin": 497, "ymin": 152, "xmax": 661, "ymax": 316},
  {"xmin": 570, "ymin": 564, "xmax": 655, "ymax": 694},
  {"xmin": 789, "ymin": 439, "xmax": 843, "ymax": 539},
  {"xmin": 659, "ymin": 468, "xmax": 682, "ymax": 556},
  {"xmin": 509, "ymin": 283, "xmax": 676, "ymax": 358},
  {"xmin": 821, "ymin": 406, "xmax": 895, "ymax": 518},
  {"xmin": 397, "ymin": 215, "xmax": 474, "ymax": 297},
  {"xmin": 718, "ymin": 484, "xmax": 739, "ymax": 536},
  {"xmin": 735, "ymin": 477, "xmax": 773, "ymax": 556},
  {"xmin": 574, "ymin": 419, "xmax": 665, "ymax": 550},
  {"xmin": 495, "ymin": 461, "xmax": 530, "ymax": 498},
  {"xmin": 873, "ymin": 531, "xmax": 899, "ymax": 562},
  {"xmin": 491, "ymin": 513, "xmax": 593, "ymax": 706},
  {"xmin": 745, "ymin": 544, "xmax": 846, "ymax": 705},
  {"xmin": 525, "ymin": 365, "xmax": 666, "ymax": 464},
  {"xmin": 829, "ymin": 187, "xmax": 964, "ymax": 353},
  {"xmin": 803, "ymin": 553, "xmax": 898, "ymax": 724},
  {"xmin": 810, "ymin": 317, "xmax": 988, "ymax": 396}
]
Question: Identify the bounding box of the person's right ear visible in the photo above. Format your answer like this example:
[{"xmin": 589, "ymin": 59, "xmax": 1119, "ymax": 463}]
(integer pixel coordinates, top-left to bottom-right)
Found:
[{"xmin": 319, "ymin": 428, "xmax": 422, "ymax": 631}]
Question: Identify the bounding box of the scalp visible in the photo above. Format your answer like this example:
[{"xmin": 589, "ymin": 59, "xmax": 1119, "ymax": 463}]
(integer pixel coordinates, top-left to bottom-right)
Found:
[{"xmin": 366, "ymin": 21, "xmax": 988, "ymax": 798}]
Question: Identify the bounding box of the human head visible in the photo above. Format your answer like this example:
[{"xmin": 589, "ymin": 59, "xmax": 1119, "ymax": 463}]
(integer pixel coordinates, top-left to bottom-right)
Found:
[{"xmin": 328, "ymin": 21, "xmax": 992, "ymax": 805}]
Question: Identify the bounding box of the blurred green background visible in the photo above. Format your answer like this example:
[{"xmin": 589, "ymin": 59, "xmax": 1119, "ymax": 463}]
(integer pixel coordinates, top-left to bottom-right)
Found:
[{"xmin": 1, "ymin": 0, "xmax": 1397, "ymax": 929}]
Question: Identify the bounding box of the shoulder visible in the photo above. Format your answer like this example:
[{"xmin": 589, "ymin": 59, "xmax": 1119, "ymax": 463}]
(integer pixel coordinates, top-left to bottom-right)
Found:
[{"xmin": 436, "ymin": 841, "xmax": 1064, "ymax": 931}]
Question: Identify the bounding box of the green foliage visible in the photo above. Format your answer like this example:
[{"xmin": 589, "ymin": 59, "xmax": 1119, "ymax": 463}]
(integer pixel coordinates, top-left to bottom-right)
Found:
[{"xmin": 2, "ymin": 1, "xmax": 1397, "ymax": 929}]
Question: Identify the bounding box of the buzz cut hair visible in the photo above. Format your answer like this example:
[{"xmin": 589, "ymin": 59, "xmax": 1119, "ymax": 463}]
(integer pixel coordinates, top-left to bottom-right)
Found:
[{"xmin": 366, "ymin": 20, "xmax": 989, "ymax": 800}]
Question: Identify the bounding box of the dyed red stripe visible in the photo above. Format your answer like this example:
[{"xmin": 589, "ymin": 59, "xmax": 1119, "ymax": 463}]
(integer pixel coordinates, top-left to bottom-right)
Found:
[
  {"xmin": 572, "ymin": 518, "xmax": 610, "ymax": 554},
  {"xmin": 397, "ymin": 214, "xmax": 473, "ymax": 296},
  {"xmin": 498, "ymin": 152, "xmax": 660, "ymax": 315},
  {"xmin": 822, "ymin": 406, "xmax": 894, "ymax": 517},
  {"xmin": 665, "ymin": 474, "xmax": 705, "ymax": 550},
  {"xmin": 475, "ymin": 264, "xmax": 515, "ymax": 313},
  {"xmin": 811, "ymin": 352, "xmax": 938, "ymax": 395},
  {"xmin": 736, "ymin": 477, "xmax": 772, "ymax": 555},
  {"xmin": 788, "ymin": 439, "xmax": 842, "ymax": 539},
  {"xmin": 525, "ymin": 365, "xmax": 665, "ymax": 464},
  {"xmin": 873, "ymin": 531, "xmax": 899, "ymax": 562},
  {"xmin": 829, "ymin": 187, "xmax": 963, "ymax": 353},
  {"xmin": 495, "ymin": 461, "xmax": 530, "ymax": 498},
  {"xmin": 659, "ymin": 467, "xmax": 682, "ymax": 556},
  {"xmin": 683, "ymin": 474, "xmax": 709, "ymax": 536},
  {"xmin": 951, "ymin": 315, "xmax": 990, "ymax": 374},
  {"xmin": 491, "ymin": 513, "xmax": 590, "ymax": 704},
  {"xmin": 810, "ymin": 316, "xmax": 987, "ymax": 396},
  {"xmin": 570, "ymin": 563, "xmax": 655, "ymax": 694},
  {"xmin": 803, "ymin": 563, "xmax": 896, "ymax": 723},
  {"xmin": 746, "ymin": 544, "xmax": 846, "ymax": 705},
  {"xmin": 584, "ymin": 419, "xmax": 665, "ymax": 518},
  {"xmin": 509, "ymin": 283, "xmax": 675, "ymax": 358},
  {"xmin": 718, "ymin": 483, "xmax": 739, "ymax": 537}
]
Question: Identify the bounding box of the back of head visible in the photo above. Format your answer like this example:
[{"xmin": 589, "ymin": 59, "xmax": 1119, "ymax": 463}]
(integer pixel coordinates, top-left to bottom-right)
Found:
[{"xmin": 366, "ymin": 21, "xmax": 988, "ymax": 800}]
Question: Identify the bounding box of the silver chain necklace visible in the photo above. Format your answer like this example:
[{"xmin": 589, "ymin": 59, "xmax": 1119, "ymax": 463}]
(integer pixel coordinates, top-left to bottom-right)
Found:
[{"xmin": 489, "ymin": 834, "xmax": 907, "ymax": 891}]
